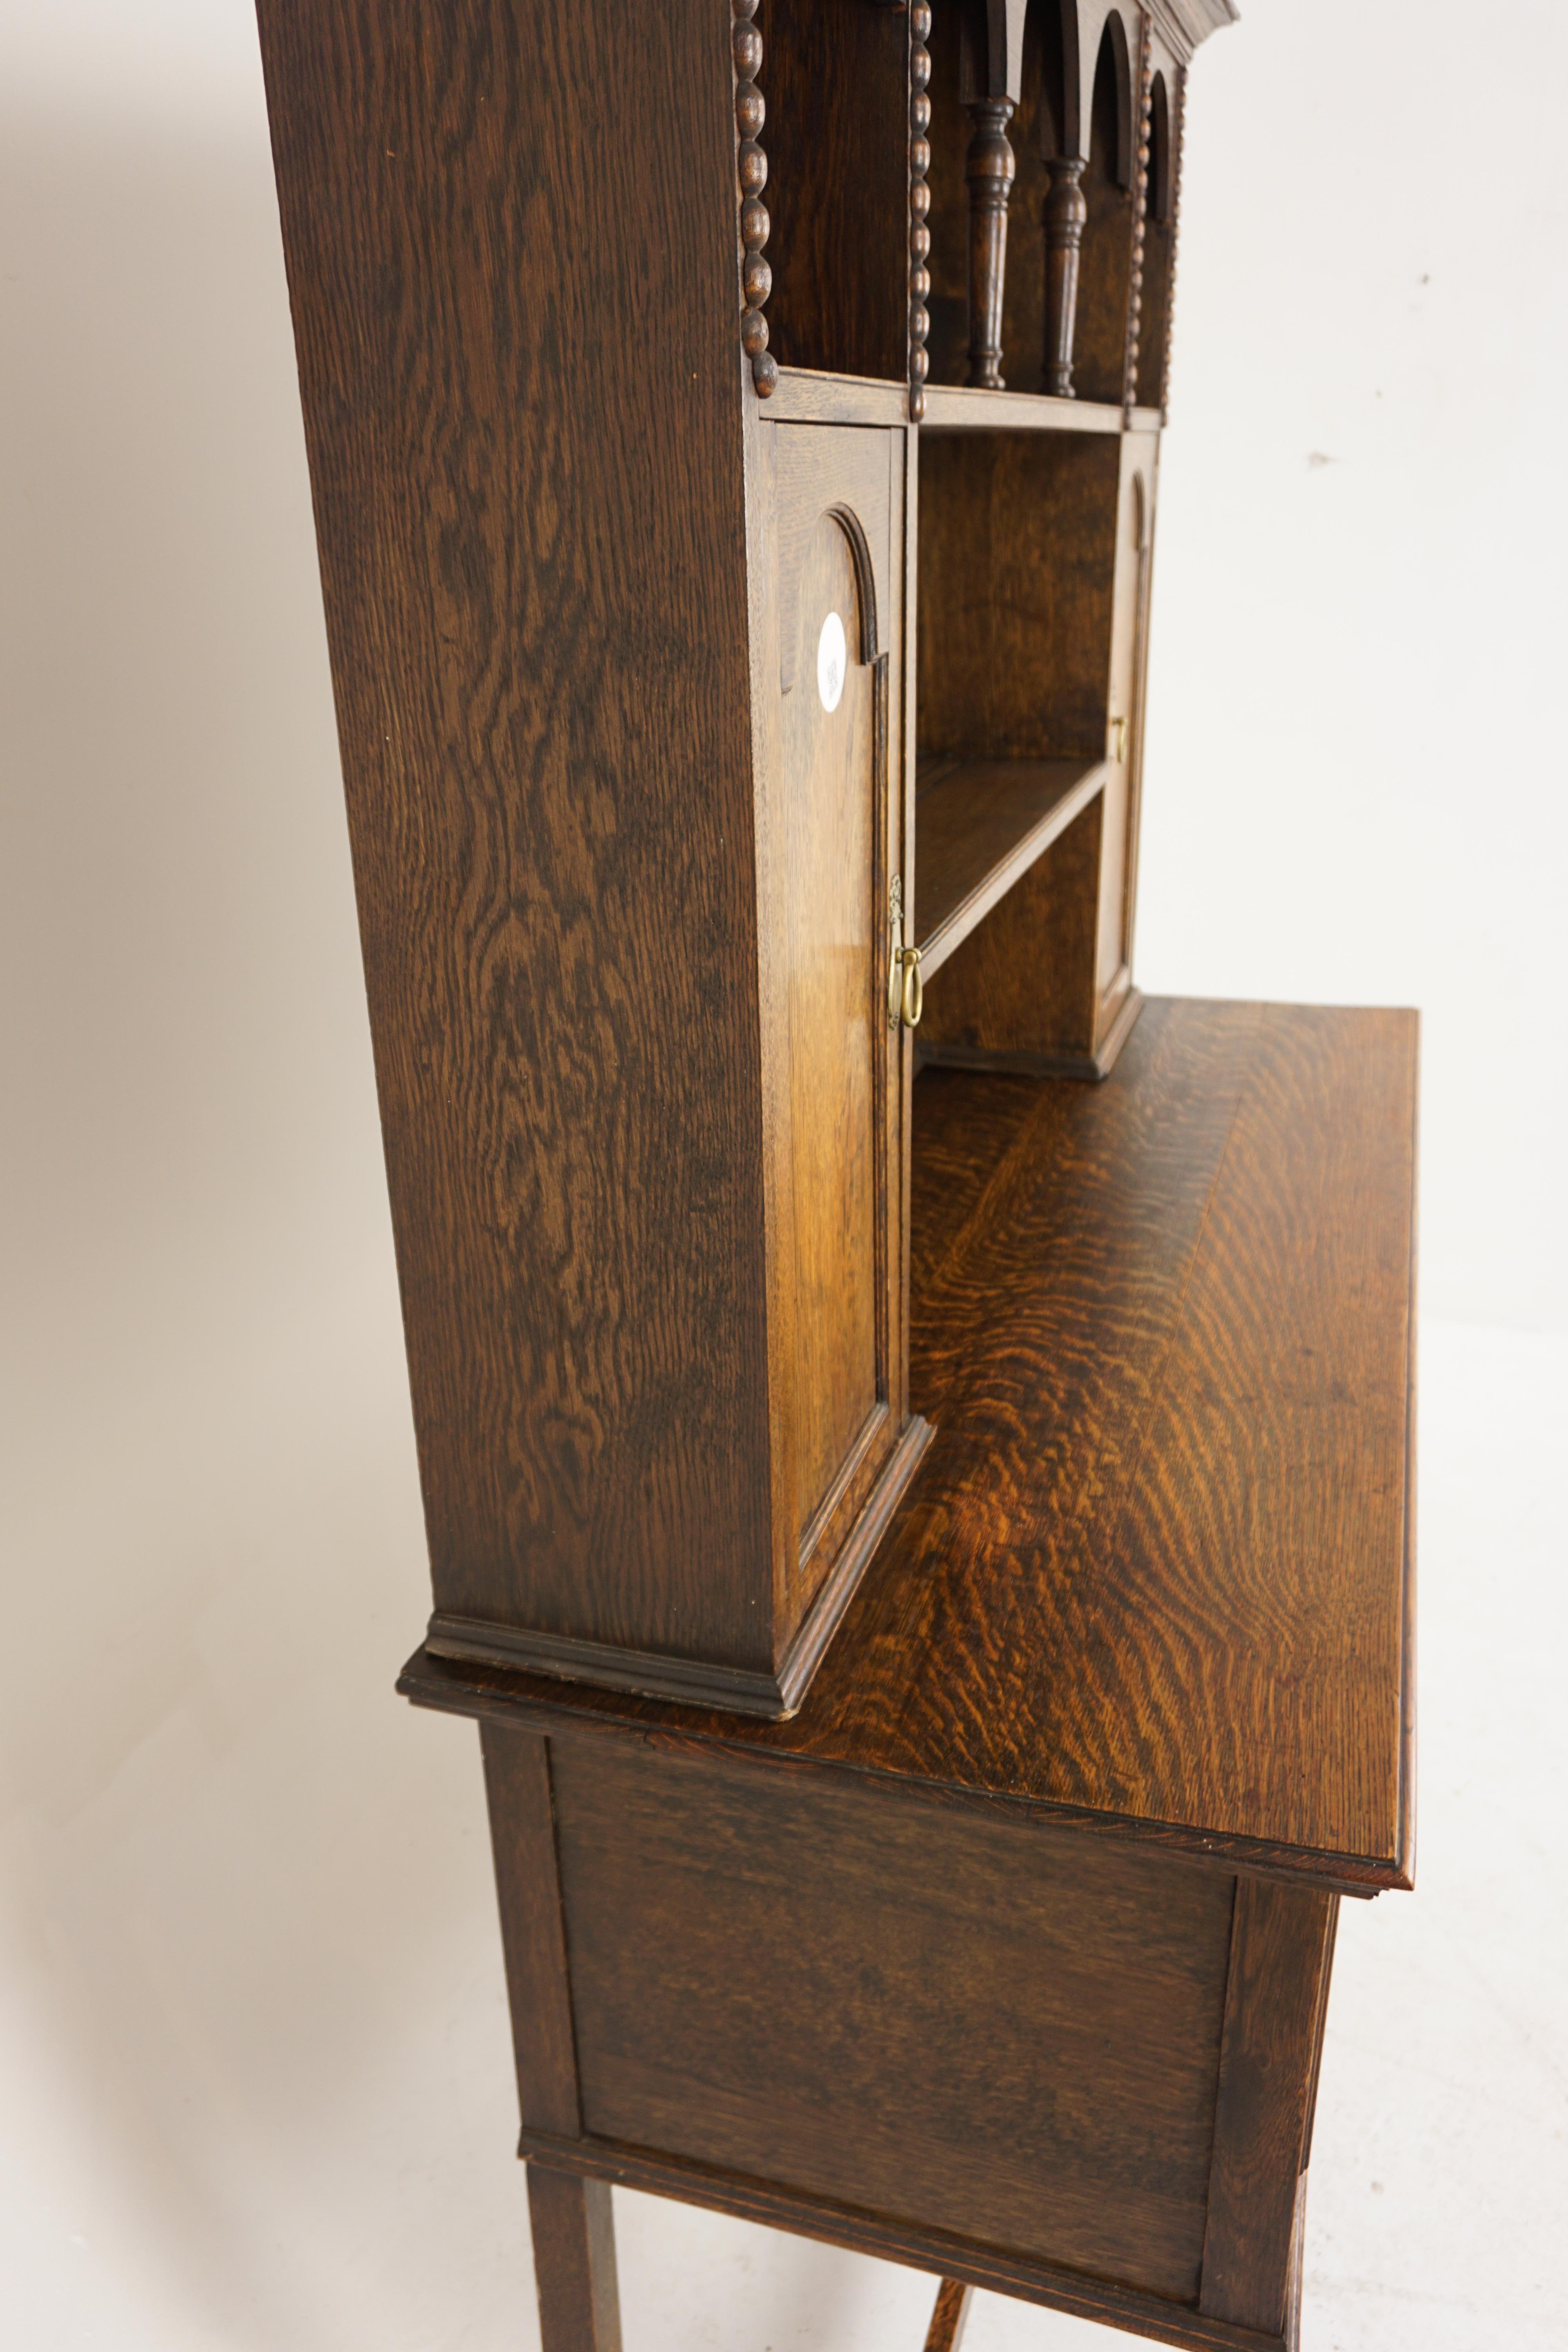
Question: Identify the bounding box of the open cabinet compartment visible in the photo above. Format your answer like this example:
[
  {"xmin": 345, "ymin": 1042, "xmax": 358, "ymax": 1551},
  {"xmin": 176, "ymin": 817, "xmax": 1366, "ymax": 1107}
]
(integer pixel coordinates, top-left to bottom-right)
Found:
[
  {"xmin": 920, "ymin": 0, "xmax": 1147, "ymax": 403},
  {"xmin": 914, "ymin": 420, "xmax": 1149, "ymax": 1074},
  {"xmin": 755, "ymin": 0, "xmax": 911, "ymax": 382}
]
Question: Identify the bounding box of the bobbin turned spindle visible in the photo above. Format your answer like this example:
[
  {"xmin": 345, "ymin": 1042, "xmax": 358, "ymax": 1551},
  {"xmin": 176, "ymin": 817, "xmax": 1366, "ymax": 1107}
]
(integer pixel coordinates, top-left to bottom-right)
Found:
[
  {"xmin": 1042, "ymin": 152, "xmax": 1087, "ymax": 396},
  {"xmin": 963, "ymin": 96, "xmax": 1015, "ymax": 388}
]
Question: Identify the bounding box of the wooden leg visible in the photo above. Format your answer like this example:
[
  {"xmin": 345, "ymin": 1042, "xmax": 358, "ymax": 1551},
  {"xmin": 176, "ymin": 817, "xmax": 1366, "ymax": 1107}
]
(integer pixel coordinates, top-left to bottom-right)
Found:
[
  {"xmin": 527, "ymin": 2164, "xmax": 623, "ymax": 2352},
  {"xmin": 924, "ymin": 2277, "xmax": 973, "ymax": 2352}
]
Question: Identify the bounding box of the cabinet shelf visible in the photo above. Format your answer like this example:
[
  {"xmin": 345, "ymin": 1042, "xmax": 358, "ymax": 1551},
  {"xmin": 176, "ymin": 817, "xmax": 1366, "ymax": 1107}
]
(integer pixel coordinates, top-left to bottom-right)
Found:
[
  {"xmin": 768, "ymin": 371, "xmax": 1165, "ymax": 439},
  {"xmin": 915, "ymin": 756, "xmax": 1108, "ymax": 976},
  {"xmin": 920, "ymin": 384, "xmax": 1158, "ymax": 436}
]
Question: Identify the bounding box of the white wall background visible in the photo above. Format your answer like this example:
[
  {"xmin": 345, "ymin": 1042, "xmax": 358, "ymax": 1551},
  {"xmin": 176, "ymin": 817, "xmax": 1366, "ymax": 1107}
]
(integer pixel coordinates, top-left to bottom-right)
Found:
[{"xmin": 1, "ymin": 4, "xmax": 1563, "ymax": 2350}]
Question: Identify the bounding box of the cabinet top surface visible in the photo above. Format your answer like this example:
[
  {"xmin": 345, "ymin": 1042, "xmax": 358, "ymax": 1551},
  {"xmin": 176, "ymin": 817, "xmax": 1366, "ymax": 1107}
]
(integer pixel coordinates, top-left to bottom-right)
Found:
[{"xmin": 404, "ymin": 998, "xmax": 1417, "ymax": 1895}]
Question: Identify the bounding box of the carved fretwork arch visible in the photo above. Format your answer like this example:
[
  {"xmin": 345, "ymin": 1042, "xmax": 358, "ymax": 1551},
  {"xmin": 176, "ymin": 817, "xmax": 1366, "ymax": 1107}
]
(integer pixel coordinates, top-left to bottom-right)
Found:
[
  {"xmin": 1149, "ymin": 68, "xmax": 1173, "ymax": 221},
  {"xmin": 1097, "ymin": 7, "xmax": 1136, "ymax": 189}
]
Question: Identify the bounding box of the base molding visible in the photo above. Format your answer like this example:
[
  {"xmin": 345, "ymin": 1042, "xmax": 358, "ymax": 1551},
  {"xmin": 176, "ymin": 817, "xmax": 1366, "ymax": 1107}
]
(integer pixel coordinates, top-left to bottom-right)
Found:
[
  {"xmin": 426, "ymin": 1414, "xmax": 935, "ymax": 1720},
  {"xmin": 512, "ymin": 2124, "xmax": 1296, "ymax": 2352},
  {"xmin": 918, "ymin": 989, "xmax": 1145, "ymax": 1085}
]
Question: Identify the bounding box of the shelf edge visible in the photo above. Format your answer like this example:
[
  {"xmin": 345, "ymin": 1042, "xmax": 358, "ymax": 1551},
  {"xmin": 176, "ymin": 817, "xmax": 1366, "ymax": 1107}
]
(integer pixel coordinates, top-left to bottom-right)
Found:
[{"xmin": 918, "ymin": 760, "xmax": 1109, "ymax": 978}]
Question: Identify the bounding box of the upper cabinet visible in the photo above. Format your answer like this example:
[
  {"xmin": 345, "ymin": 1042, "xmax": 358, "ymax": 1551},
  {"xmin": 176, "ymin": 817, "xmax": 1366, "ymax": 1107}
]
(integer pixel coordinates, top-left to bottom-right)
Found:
[{"xmin": 252, "ymin": 0, "xmax": 1232, "ymax": 1722}]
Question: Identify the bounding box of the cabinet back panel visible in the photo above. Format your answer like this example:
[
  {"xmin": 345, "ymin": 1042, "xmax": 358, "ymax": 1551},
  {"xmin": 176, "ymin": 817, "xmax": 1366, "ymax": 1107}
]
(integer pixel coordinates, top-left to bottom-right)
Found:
[
  {"xmin": 757, "ymin": 0, "xmax": 909, "ymax": 381},
  {"xmin": 554, "ymin": 1740, "xmax": 1233, "ymax": 2300},
  {"xmin": 1073, "ymin": 20, "xmax": 1136, "ymax": 407},
  {"xmin": 918, "ymin": 433, "xmax": 1120, "ymax": 762}
]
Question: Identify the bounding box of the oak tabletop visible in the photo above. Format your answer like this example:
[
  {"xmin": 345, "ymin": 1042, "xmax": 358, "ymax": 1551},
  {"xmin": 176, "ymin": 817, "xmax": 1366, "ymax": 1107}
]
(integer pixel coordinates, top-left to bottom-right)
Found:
[{"xmin": 403, "ymin": 996, "xmax": 1418, "ymax": 1895}]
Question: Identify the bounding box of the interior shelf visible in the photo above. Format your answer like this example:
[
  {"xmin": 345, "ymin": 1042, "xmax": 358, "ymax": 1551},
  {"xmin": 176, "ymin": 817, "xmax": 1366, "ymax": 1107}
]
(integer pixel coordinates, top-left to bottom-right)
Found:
[
  {"xmin": 920, "ymin": 385, "xmax": 1138, "ymax": 436},
  {"xmin": 915, "ymin": 756, "xmax": 1107, "ymax": 976}
]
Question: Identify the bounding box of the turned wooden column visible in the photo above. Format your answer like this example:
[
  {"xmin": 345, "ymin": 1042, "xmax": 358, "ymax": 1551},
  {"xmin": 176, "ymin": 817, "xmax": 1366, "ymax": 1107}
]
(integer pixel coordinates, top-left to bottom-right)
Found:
[
  {"xmin": 964, "ymin": 97, "xmax": 1016, "ymax": 389},
  {"xmin": 1042, "ymin": 154, "xmax": 1087, "ymax": 396}
]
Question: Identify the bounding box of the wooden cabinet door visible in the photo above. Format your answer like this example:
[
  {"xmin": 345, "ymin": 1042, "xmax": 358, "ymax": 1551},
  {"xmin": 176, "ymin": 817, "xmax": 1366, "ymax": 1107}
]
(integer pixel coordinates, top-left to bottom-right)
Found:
[{"xmin": 755, "ymin": 421, "xmax": 915, "ymax": 1652}]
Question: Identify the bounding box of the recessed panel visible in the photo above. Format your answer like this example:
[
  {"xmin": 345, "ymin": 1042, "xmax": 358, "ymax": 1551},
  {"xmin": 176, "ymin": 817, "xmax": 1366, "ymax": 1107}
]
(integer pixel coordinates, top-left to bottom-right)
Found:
[
  {"xmin": 782, "ymin": 517, "xmax": 881, "ymax": 1549},
  {"xmin": 554, "ymin": 1739, "xmax": 1234, "ymax": 2300}
]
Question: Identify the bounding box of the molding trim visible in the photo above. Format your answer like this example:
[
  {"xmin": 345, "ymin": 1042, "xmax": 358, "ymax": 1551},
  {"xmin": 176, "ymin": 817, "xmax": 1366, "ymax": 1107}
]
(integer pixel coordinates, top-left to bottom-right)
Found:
[
  {"xmin": 1147, "ymin": 0, "xmax": 1238, "ymax": 65},
  {"xmin": 426, "ymin": 1414, "xmax": 935, "ymax": 1720},
  {"xmin": 918, "ymin": 988, "xmax": 1145, "ymax": 1085},
  {"xmin": 400, "ymin": 1645, "xmax": 1407, "ymax": 1898}
]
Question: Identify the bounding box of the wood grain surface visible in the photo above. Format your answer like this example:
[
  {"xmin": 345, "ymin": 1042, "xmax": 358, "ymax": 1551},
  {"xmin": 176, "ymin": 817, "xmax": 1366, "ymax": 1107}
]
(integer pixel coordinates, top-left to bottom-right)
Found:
[
  {"xmin": 759, "ymin": 421, "xmax": 917, "ymax": 1646},
  {"xmin": 405, "ymin": 999, "xmax": 1418, "ymax": 1893},
  {"xmin": 918, "ymin": 385, "xmax": 1124, "ymax": 431},
  {"xmin": 756, "ymin": 0, "xmax": 909, "ymax": 381},
  {"xmin": 1073, "ymin": 19, "xmax": 1137, "ymax": 404},
  {"xmin": 914, "ymin": 755, "xmax": 1107, "ymax": 973},
  {"xmin": 527, "ymin": 2166, "xmax": 622, "ymax": 2352},
  {"xmin": 255, "ymin": 0, "xmax": 778, "ymax": 1667},
  {"xmin": 479, "ymin": 1725, "xmax": 581, "ymax": 2136},
  {"xmin": 780, "ymin": 514, "xmax": 882, "ymax": 1555},
  {"xmin": 512, "ymin": 2122, "xmax": 1304, "ymax": 2352},
  {"xmin": 918, "ymin": 790, "xmax": 1105, "ymax": 1064},
  {"xmin": 552, "ymin": 1737, "xmax": 1234, "ymax": 2298},
  {"xmin": 1135, "ymin": 64, "xmax": 1176, "ymax": 408},
  {"xmin": 924, "ymin": 2279, "xmax": 974, "ymax": 2352},
  {"xmin": 917, "ymin": 429, "xmax": 1120, "ymax": 764},
  {"xmin": 1200, "ymin": 1880, "xmax": 1339, "ymax": 2335}
]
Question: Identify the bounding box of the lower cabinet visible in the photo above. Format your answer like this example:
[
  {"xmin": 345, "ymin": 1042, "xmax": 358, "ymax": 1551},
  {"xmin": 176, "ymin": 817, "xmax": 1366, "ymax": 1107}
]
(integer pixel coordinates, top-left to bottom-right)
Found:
[{"xmin": 486, "ymin": 1723, "xmax": 1338, "ymax": 2352}]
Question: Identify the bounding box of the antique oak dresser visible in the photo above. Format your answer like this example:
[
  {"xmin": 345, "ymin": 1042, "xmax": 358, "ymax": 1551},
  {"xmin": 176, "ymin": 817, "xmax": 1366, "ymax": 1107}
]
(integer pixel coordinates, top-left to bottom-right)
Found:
[{"xmin": 253, "ymin": 1, "xmax": 1417, "ymax": 2346}]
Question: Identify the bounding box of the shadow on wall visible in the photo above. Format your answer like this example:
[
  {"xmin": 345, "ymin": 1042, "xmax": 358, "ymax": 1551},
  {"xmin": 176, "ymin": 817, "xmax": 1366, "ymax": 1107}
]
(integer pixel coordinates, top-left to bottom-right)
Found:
[{"xmin": 0, "ymin": 90, "xmax": 517, "ymax": 2349}]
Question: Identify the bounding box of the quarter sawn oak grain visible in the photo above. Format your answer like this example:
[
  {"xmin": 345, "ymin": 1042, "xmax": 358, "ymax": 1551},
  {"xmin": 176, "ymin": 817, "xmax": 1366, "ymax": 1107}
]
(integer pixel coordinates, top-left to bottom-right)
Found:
[{"xmin": 404, "ymin": 998, "xmax": 1419, "ymax": 1895}]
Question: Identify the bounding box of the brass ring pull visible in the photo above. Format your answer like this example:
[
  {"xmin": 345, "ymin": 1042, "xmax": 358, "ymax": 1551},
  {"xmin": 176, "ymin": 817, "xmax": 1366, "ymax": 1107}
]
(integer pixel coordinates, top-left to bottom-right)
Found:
[{"xmin": 900, "ymin": 947, "xmax": 923, "ymax": 1029}]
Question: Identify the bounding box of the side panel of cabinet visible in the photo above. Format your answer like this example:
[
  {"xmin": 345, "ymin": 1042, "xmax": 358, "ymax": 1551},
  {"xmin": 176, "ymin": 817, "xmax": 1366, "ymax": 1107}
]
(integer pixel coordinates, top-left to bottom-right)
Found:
[
  {"xmin": 255, "ymin": 0, "xmax": 780, "ymax": 1689},
  {"xmin": 754, "ymin": 423, "xmax": 920, "ymax": 1653}
]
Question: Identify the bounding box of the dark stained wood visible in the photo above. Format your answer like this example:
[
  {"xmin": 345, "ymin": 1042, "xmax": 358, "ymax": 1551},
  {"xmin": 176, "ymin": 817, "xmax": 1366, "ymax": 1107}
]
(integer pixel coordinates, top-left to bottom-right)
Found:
[
  {"xmin": 253, "ymin": 0, "xmax": 778, "ymax": 1684},
  {"xmin": 919, "ymin": 790, "xmax": 1105, "ymax": 1065},
  {"xmin": 1157, "ymin": 60, "xmax": 1189, "ymax": 412},
  {"xmin": 1073, "ymin": 17, "xmax": 1137, "ymax": 405},
  {"xmin": 756, "ymin": 0, "xmax": 909, "ymax": 382},
  {"xmin": 964, "ymin": 100, "xmax": 1016, "ymax": 389},
  {"xmin": 1121, "ymin": 12, "xmax": 1154, "ymax": 416},
  {"xmin": 735, "ymin": 0, "xmax": 777, "ymax": 398},
  {"xmin": 479, "ymin": 1726, "xmax": 581, "ymax": 2137},
  {"xmin": 760, "ymin": 421, "xmax": 926, "ymax": 1646},
  {"xmin": 919, "ymin": 383, "xmax": 1123, "ymax": 430},
  {"xmin": 779, "ymin": 511, "xmax": 882, "ymax": 1568},
  {"xmin": 405, "ymin": 1000, "xmax": 1419, "ymax": 1898},
  {"xmin": 997, "ymin": 0, "xmax": 1053, "ymax": 389},
  {"xmin": 258, "ymin": 0, "xmax": 941, "ymax": 1717},
  {"xmin": 513, "ymin": 2123, "xmax": 1308, "ymax": 2352},
  {"xmin": 551, "ymin": 1738, "xmax": 1234, "ymax": 2299},
  {"xmin": 917, "ymin": 428, "xmax": 1121, "ymax": 763},
  {"xmin": 1200, "ymin": 1880, "xmax": 1339, "ymax": 2336},
  {"xmin": 257, "ymin": 9, "xmax": 1383, "ymax": 2351},
  {"xmin": 769, "ymin": 368, "xmax": 911, "ymax": 426},
  {"xmin": 925, "ymin": 2279, "xmax": 974, "ymax": 2352},
  {"xmin": 910, "ymin": 5, "xmax": 935, "ymax": 418},
  {"xmin": 915, "ymin": 755, "xmax": 1107, "ymax": 974},
  {"xmin": 922, "ymin": 0, "xmax": 978, "ymax": 388},
  {"xmin": 1134, "ymin": 54, "xmax": 1176, "ymax": 409},
  {"xmin": 1042, "ymin": 154, "xmax": 1088, "ymax": 393},
  {"xmin": 527, "ymin": 2166, "xmax": 622, "ymax": 2352}
]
